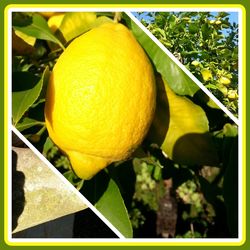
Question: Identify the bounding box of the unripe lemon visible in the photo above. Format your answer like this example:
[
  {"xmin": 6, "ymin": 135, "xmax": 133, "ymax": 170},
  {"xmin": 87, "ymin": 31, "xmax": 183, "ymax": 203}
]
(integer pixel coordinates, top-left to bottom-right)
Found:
[{"xmin": 45, "ymin": 22, "xmax": 156, "ymax": 180}]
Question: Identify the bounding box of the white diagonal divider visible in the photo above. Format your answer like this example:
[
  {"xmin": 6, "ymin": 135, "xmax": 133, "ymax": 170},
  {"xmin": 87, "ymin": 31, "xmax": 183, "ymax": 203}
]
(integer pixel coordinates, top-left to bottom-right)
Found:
[
  {"xmin": 10, "ymin": 127, "xmax": 125, "ymax": 239},
  {"xmin": 126, "ymin": 11, "xmax": 239, "ymax": 126}
]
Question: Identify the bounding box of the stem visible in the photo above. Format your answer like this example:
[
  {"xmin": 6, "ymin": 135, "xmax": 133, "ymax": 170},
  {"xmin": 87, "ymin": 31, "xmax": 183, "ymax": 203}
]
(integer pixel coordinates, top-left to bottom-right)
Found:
[
  {"xmin": 190, "ymin": 223, "xmax": 195, "ymax": 238},
  {"xmin": 113, "ymin": 12, "xmax": 122, "ymax": 23},
  {"xmin": 36, "ymin": 125, "xmax": 46, "ymax": 136}
]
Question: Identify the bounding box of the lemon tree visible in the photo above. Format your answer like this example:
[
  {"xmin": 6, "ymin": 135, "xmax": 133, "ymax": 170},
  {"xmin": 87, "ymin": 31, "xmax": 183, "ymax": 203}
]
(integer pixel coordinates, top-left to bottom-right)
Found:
[
  {"xmin": 12, "ymin": 12, "xmax": 238, "ymax": 238},
  {"xmin": 137, "ymin": 12, "xmax": 239, "ymax": 116}
]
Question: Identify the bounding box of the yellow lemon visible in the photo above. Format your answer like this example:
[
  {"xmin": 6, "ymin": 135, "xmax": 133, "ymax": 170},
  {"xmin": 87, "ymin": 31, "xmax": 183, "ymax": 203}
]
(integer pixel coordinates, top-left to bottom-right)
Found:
[
  {"xmin": 219, "ymin": 76, "xmax": 231, "ymax": 85},
  {"xmin": 201, "ymin": 69, "xmax": 212, "ymax": 81},
  {"xmin": 48, "ymin": 14, "xmax": 65, "ymax": 33},
  {"xmin": 227, "ymin": 90, "xmax": 238, "ymax": 100},
  {"xmin": 45, "ymin": 22, "xmax": 156, "ymax": 180},
  {"xmin": 39, "ymin": 12, "xmax": 64, "ymax": 18},
  {"xmin": 191, "ymin": 60, "xmax": 200, "ymax": 67}
]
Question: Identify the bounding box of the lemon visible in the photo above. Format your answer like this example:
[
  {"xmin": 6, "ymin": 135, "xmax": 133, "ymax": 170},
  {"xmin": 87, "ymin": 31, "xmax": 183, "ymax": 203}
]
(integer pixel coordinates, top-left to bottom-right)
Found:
[
  {"xmin": 227, "ymin": 90, "xmax": 238, "ymax": 100},
  {"xmin": 219, "ymin": 76, "xmax": 231, "ymax": 85},
  {"xmin": 39, "ymin": 12, "xmax": 64, "ymax": 18},
  {"xmin": 191, "ymin": 60, "xmax": 200, "ymax": 67},
  {"xmin": 201, "ymin": 69, "xmax": 212, "ymax": 81},
  {"xmin": 48, "ymin": 14, "xmax": 65, "ymax": 33},
  {"xmin": 45, "ymin": 22, "xmax": 156, "ymax": 180}
]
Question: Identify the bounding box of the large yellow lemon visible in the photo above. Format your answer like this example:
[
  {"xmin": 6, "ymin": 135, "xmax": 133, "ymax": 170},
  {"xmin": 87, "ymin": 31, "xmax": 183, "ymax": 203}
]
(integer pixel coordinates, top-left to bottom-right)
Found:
[{"xmin": 45, "ymin": 22, "xmax": 156, "ymax": 180}]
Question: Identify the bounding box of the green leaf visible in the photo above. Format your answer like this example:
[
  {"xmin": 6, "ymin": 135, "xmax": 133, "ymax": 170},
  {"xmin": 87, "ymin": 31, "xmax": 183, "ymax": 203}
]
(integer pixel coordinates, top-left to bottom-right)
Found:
[
  {"xmin": 12, "ymin": 67, "xmax": 49, "ymax": 125},
  {"xmin": 96, "ymin": 178, "xmax": 133, "ymax": 238},
  {"xmin": 189, "ymin": 23, "xmax": 199, "ymax": 34},
  {"xmin": 12, "ymin": 30, "xmax": 35, "ymax": 56},
  {"xmin": 16, "ymin": 117, "xmax": 44, "ymax": 132},
  {"xmin": 63, "ymin": 170, "xmax": 84, "ymax": 191},
  {"xmin": 12, "ymin": 73, "xmax": 40, "ymax": 125},
  {"xmin": 13, "ymin": 13, "xmax": 64, "ymax": 50},
  {"xmin": 42, "ymin": 136, "xmax": 54, "ymax": 155},
  {"xmin": 12, "ymin": 12, "xmax": 32, "ymax": 27},
  {"xmin": 82, "ymin": 172, "xmax": 133, "ymax": 238},
  {"xmin": 130, "ymin": 19, "xmax": 199, "ymax": 96},
  {"xmin": 201, "ymin": 23, "xmax": 210, "ymax": 40},
  {"xmin": 146, "ymin": 76, "xmax": 219, "ymax": 166}
]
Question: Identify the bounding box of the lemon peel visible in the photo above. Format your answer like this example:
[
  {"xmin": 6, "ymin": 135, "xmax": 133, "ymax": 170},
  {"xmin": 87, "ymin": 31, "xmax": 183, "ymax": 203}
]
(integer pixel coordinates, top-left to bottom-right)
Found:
[{"xmin": 45, "ymin": 22, "xmax": 156, "ymax": 179}]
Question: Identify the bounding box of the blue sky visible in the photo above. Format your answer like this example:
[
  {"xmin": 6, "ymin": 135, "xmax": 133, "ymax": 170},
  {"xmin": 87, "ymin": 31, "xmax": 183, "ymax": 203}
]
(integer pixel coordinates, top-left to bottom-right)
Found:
[{"xmin": 132, "ymin": 11, "xmax": 239, "ymax": 25}]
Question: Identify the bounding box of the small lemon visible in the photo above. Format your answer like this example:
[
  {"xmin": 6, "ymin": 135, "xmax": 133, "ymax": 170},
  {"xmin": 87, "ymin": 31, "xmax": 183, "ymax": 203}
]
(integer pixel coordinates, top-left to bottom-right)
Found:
[
  {"xmin": 227, "ymin": 90, "xmax": 238, "ymax": 100},
  {"xmin": 201, "ymin": 69, "xmax": 212, "ymax": 81},
  {"xmin": 191, "ymin": 60, "xmax": 200, "ymax": 67},
  {"xmin": 45, "ymin": 22, "xmax": 156, "ymax": 180},
  {"xmin": 219, "ymin": 76, "xmax": 231, "ymax": 85}
]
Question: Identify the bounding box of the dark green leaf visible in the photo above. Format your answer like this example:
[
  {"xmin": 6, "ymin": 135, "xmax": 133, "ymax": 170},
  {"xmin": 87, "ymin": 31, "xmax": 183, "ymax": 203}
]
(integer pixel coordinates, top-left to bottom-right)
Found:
[
  {"xmin": 12, "ymin": 67, "xmax": 48, "ymax": 125},
  {"xmin": 201, "ymin": 23, "xmax": 210, "ymax": 40},
  {"xmin": 12, "ymin": 12, "xmax": 32, "ymax": 27},
  {"xmin": 14, "ymin": 14, "xmax": 64, "ymax": 49},
  {"xmin": 169, "ymin": 15, "xmax": 176, "ymax": 28},
  {"xmin": 16, "ymin": 117, "xmax": 44, "ymax": 132},
  {"xmin": 189, "ymin": 23, "xmax": 199, "ymax": 34},
  {"xmin": 82, "ymin": 172, "xmax": 132, "ymax": 238},
  {"xmin": 12, "ymin": 73, "xmax": 41, "ymax": 125},
  {"xmin": 130, "ymin": 19, "xmax": 199, "ymax": 96}
]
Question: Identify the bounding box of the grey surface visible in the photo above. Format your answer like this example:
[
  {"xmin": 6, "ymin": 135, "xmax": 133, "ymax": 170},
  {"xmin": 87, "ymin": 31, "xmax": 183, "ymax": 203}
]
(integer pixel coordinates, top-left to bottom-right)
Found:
[
  {"xmin": 13, "ymin": 213, "xmax": 75, "ymax": 238},
  {"xmin": 12, "ymin": 146, "xmax": 88, "ymax": 233}
]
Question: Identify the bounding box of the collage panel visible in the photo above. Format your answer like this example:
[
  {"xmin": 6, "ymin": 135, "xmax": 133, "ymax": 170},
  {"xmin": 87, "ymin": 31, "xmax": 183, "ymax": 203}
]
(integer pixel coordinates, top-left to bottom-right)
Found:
[
  {"xmin": 12, "ymin": 131, "xmax": 118, "ymax": 238},
  {"xmin": 132, "ymin": 11, "xmax": 239, "ymax": 118},
  {"xmin": 9, "ymin": 8, "xmax": 242, "ymax": 242}
]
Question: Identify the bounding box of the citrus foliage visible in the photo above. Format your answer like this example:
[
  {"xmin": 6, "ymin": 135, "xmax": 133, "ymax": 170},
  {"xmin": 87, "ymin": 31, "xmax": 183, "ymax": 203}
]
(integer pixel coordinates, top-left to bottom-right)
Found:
[
  {"xmin": 137, "ymin": 12, "xmax": 239, "ymax": 116},
  {"xmin": 12, "ymin": 11, "xmax": 238, "ymax": 238}
]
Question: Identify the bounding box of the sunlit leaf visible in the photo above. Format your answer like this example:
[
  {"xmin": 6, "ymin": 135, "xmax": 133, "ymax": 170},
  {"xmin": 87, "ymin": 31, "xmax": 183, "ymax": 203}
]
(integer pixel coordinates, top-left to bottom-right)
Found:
[
  {"xmin": 13, "ymin": 13, "xmax": 64, "ymax": 49},
  {"xmin": 15, "ymin": 30, "xmax": 36, "ymax": 46},
  {"xmin": 12, "ymin": 30, "xmax": 35, "ymax": 55}
]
